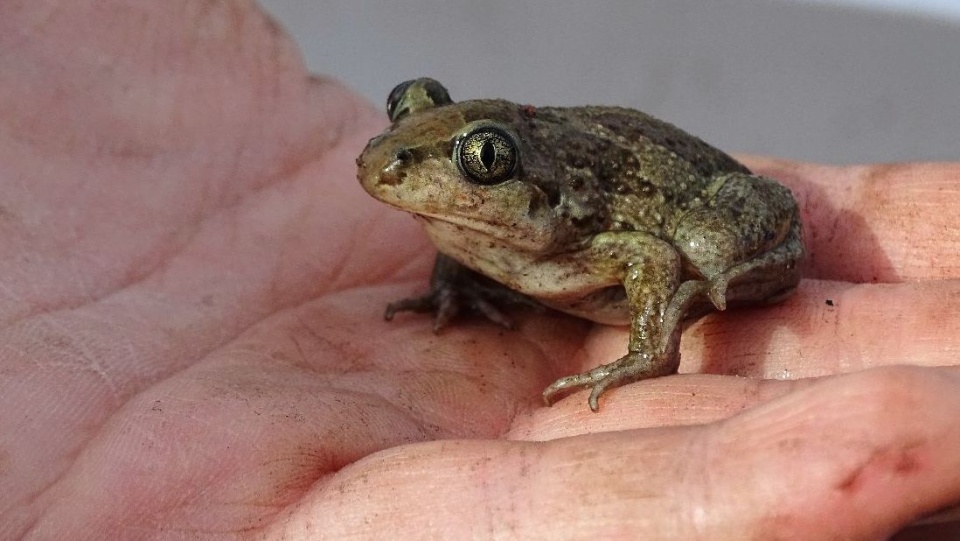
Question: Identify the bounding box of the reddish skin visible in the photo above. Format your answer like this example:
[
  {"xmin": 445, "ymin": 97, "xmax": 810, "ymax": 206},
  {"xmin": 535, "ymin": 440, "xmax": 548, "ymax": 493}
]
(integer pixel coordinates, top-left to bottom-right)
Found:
[{"xmin": 1, "ymin": 2, "xmax": 959, "ymax": 539}]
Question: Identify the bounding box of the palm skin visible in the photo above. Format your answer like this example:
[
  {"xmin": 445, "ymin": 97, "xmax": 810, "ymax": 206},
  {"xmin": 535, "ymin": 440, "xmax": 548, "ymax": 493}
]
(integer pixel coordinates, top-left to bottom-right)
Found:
[{"xmin": 1, "ymin": 2, "xmax": 959, "ymax": 539}]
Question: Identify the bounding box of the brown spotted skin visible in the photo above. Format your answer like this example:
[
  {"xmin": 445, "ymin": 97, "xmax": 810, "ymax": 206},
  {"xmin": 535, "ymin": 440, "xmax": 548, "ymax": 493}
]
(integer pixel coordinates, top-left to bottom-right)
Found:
[{"xmin": 357, "ymin": 78, "xmax": 803, "ymax": 411}]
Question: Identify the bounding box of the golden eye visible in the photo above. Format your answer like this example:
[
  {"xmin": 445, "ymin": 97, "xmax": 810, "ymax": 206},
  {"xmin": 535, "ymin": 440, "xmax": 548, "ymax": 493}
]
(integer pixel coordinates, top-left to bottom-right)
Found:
[{"xmin": 454, "ymin": 126, "xmax": 518, "ymax": 185}]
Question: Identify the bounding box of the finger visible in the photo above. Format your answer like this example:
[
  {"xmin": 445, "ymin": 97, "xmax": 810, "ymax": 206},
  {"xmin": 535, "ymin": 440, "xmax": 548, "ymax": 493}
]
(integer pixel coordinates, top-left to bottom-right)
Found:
[
  {"xmin": 277, "ymin": 366, "xmax": 960, "ymax": 540},
  {"xmin": 742, "ymin": 157, "xmax": 960, "ymax": 283},
  {"xmin": 682, "ymin": 278, "xmax": 960, "ymax": 378},
  {"xmin": 536, "ymin": 277, "xmax": 960, "ymax": 416},
  {"xmin": 510, "ymin": 374, "xmax": 803, "ymax": 438}
]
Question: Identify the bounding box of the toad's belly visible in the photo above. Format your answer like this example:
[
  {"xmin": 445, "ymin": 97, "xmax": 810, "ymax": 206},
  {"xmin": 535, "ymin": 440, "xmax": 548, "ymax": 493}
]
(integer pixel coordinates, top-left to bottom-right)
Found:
[
  {"xmin": 538, "ymin": 286, "xmax": 631, "ymax": 325},
  {"xmin": 421, "ymin": 219, "xmax": 633, "ymax": 325}
]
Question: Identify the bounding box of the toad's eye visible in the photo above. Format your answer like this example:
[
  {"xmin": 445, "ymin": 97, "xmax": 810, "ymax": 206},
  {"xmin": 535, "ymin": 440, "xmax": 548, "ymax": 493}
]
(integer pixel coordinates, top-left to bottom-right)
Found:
[
  {"xmin": 386, "ymin": 78, "xmax": 452, "ymax": 122},
  {"xmin": 454, "ymin": 126, "xmax": 518, "ymax": 185}
]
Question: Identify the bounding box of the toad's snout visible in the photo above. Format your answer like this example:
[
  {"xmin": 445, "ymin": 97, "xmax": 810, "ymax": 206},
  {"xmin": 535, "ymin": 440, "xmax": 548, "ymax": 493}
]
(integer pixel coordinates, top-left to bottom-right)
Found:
[
  {"xmin": 377, "ymin": 148, "xmax": 413, "ymax": 187},
  {"xmin": 358, "ymin": 145, "xmax": 411, "ymax": 190}
]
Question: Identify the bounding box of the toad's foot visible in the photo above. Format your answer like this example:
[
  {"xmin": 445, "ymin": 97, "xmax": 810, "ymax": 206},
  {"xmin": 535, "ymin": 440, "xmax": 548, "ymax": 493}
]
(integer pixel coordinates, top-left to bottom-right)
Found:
[
  {"xmin": 542, "ymin": 350, "xmax": 680, "ymax": 412},
  {"xmin": 384, "ymin": 253, "xmax": 542, "ymax": 332},
  {"xmin": 669, "ymin": 276, "xmax": 729, "ymax": 317},
  {"xmin": 385, "ymin": 282, "xmax": 517, "ymax": 333}
]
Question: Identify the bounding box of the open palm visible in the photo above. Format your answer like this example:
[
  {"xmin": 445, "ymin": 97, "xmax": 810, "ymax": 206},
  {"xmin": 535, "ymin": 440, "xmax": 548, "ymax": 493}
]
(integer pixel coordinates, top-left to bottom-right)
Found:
[{"xmin": 3, "ymin": 2, "xmax": 959, "ymax": 539}]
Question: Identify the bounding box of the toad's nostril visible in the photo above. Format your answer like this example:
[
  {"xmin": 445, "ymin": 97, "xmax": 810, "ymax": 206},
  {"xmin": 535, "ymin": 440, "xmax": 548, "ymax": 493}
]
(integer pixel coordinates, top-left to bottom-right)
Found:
[{"xmin": 379, "ymin": 170, "xmax": 403, "ymax": 186}]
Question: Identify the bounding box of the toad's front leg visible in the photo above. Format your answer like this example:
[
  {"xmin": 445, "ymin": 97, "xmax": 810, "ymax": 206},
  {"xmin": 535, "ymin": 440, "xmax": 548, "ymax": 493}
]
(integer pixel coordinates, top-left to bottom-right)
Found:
[
  {"xmin": 385, "ymin": 253, "xmax": 540, "ymax": 332},
  {"xmin": 541, "ymin": 233, "xmax": 692, "ymax": 412}
]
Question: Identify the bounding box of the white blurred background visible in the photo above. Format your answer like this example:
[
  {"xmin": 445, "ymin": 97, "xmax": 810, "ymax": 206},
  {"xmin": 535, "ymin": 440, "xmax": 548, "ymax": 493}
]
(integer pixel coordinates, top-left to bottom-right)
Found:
[{"xmin": 258, "ymin": 0, "xmax": 960, "ymax": 164}]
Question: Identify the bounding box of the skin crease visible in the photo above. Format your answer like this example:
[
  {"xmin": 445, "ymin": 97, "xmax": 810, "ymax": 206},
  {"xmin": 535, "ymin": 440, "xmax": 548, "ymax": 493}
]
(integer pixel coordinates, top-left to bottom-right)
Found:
[{"xmin": 0, "ymin": 1, "xmax": 959, "ymax": 540}]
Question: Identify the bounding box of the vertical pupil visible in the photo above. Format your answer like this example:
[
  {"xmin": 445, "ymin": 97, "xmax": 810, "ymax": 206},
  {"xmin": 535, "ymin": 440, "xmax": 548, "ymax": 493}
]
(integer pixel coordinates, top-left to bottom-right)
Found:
[{"xmin": 480, "ymin": 139, "xmax": 497, "ymax": 171}]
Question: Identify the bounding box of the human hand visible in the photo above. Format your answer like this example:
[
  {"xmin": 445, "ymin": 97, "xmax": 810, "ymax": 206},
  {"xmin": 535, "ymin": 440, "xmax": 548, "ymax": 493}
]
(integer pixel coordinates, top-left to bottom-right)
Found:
[{"xmin": 2, "ymin": 2, "xmax": 958, "ymax": 539}]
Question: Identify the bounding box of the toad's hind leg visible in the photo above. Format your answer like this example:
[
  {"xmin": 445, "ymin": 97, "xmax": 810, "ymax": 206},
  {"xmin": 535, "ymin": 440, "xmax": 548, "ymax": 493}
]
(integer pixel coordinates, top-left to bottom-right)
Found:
[
  {"xmin": 542, "ymin": 234, "xmax": 686, "ymax": 412},
  {"xmin": 672, "ymin": 173, "xmax": 803, "ymax": 311},
  {"xmin": 541, "ymin": 177, "xmax": 803, "ymax": 412}
]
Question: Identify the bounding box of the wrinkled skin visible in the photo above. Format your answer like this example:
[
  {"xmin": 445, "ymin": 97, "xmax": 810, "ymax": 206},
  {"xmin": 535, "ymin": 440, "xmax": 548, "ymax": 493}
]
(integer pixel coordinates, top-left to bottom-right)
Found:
[
  {"xmin": 2, "ymin": 2, "xmax": 960, "ymax": 539},
  {"xmin": 357, "ymin": 79, "xmax": 803, "ymax": 411}
]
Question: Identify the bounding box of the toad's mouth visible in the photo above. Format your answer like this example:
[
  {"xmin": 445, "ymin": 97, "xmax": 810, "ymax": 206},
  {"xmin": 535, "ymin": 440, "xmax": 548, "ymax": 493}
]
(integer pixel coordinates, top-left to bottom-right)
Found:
[
  {"xmin": 414, "ymin": 211, "xmax": 504, "ymax": 233},
  {"xmin": 411, "ymin": 212, "xmax": 555, "ymax": 254},
  {"xmin": 414, "ymin": 212, "xmax": 522, "ymax": 243}
]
